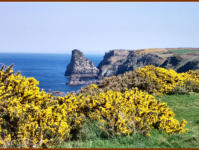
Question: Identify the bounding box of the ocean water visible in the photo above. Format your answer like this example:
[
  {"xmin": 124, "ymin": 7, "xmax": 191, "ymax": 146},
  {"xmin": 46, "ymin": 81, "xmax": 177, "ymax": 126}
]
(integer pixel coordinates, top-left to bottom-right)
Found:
[{"xmin": 0, "ymin": 53, "xmax": 103, "ymax": 93}]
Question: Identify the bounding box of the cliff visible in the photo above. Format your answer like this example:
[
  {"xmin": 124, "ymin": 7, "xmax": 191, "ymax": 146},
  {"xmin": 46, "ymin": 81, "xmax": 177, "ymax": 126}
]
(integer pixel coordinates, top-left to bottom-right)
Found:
[
  {"xmin": 98, "ymin": 48, "xmax": 199, "ymax": 79},
  {"xmin": 97, "ymin": 50, "xmax": 166, "ymax": 78},
  {"xmin": 97, "ymin": 50, "xmax": 130, "ymax": 79},
  {"xmin": 65, "ymin": 48, "xmax": 199, "ymax": 85},
  {"xmin": 65, "ymin": 49, "xmax": 99, "ymax": 85},
  {"xmin": 102, "ymin": 51, "xmax": 165, "ymax": 77}
]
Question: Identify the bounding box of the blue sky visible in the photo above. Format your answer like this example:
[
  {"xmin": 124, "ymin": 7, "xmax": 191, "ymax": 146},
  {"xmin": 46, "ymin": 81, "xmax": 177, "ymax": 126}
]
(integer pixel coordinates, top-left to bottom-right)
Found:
[{"xmin": 0, "ymin": 2, "xmax": 199, "ymax": 54}]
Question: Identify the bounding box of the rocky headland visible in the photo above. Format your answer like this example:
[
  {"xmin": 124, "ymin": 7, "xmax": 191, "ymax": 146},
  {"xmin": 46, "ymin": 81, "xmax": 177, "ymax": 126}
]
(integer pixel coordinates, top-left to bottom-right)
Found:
[
  {"xmin": 65, "ymin": 48, "xmax": 199, "ymax": 85},
  {"xmin": 65, "ymin": 49, "xmax": 99, "ymax": 85}
]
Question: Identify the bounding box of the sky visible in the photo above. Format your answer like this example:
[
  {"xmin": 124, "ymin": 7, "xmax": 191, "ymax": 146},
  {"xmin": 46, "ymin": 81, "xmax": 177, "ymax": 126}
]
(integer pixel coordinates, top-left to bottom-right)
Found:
[{"xmin": 0, "ymin": 2, "xmax": 199, "ymax": 54}]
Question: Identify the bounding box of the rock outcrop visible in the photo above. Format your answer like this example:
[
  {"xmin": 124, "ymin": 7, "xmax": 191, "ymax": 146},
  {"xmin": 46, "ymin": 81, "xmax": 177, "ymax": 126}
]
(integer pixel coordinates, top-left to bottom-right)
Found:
[
  {"xmin": 97, "ymin": 50, "xmax": 130, "ymax": 79},
  {"xmin": 98, "ymin": 50, "xmax": 164, "ymax": 77},
  {"xmin": 65, "ymin": 48, "xmax": 199, "ymax": 85},
  {"xmin": 65, "ymin": 49, "xmax": 99, "ymax": 85},
  {"xmin": 65, "ymin": 49, "xmax": 99, "ymax": 76},
  {"xmin": 117, "ymin": 52, "xmax": 164, "ymax": 75},
  {"xmin": 52, "ymin": 91, "xmax": 65, "ymax": 97},
  {"xmin": 177, "ymin": 61, "xmax": 199, "ymax": 73},
  {"xmin": 160, "ymin": 55, "xmax": 182, "ymax": 69}
]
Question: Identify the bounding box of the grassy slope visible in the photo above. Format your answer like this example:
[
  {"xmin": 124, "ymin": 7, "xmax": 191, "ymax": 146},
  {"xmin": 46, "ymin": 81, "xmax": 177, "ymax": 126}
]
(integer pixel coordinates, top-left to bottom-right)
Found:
[
  {"xmin": 169, "ymin": 49, "xmax": 199, "ymax": 54},
  {"xmin": 54, "ymin": 93, "xmax": 199, "ymax": 148}
]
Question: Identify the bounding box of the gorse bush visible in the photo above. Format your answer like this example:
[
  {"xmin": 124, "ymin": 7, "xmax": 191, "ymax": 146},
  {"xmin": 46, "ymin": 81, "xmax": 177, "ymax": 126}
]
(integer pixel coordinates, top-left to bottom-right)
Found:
[
  {"xmin": 0, "ymin": 65, "xmax": 71, "ymax": 147},
  {"xmin": 95, "ymin": 66, "xmax": 180, "ymax": 95},
  {"xmin": 95, "ymin": 65, "xmax": 199, "ymax": 95},
  {"xmin": 180, "ymin": 70, "xmax": 199, "ymax": 93},
  {"xmin": 0, "ymin": 65, "xmax": 189, "ymax": 148},
  {"xmin": 76, "ymin": 87, "xmax": 188, "ymax": 136},
  {"xmin": 134, "ymin": 66, "xmax": 183, "ymax": 95}
]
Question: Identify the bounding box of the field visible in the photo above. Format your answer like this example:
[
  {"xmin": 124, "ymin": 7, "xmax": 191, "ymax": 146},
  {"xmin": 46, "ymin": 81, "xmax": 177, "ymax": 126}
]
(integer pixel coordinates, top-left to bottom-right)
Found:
[
  {"xmin": 54, "ymin": 93, "xmax": 199, "ymax": 148},
  {"xmin": 169, "ymin": 49, "xmax": 199, "ymax": 54}
]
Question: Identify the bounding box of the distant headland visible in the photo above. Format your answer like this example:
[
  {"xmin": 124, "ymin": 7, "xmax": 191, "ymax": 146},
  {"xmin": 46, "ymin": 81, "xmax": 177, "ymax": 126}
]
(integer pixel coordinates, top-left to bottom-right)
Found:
[{"xmin": 65, "ymin": 48, "xmax": 199, "ymax": 85}]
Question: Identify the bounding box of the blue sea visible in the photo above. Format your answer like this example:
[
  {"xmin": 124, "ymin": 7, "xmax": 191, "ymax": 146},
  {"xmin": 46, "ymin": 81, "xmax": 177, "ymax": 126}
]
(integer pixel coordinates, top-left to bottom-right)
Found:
[{"xmin": 0, "ymin": 53, "xmax": 103, "ymax": 93}]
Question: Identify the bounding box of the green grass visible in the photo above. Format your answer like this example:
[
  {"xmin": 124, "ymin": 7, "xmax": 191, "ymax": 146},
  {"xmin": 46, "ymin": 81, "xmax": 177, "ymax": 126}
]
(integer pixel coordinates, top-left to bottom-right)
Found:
[
  {"xmin": 169, "ymin": 49, "xmax": 199, "ymax": 54},
  {"xmin": 54, "ymin": 93, "xmax": 199, "ymax": 148}
]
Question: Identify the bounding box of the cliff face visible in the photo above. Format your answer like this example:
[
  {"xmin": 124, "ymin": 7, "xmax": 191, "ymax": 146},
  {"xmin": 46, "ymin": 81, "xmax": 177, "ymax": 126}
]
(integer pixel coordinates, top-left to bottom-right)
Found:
[
  {"xmin": 97, "ymin": 50, "xmax": 130, "ymax": 78},
  {"xmin": 65, "ymin": 48, "xmax": 199, "ymax": 85},
  {"xmin": 117, "ymin": 52, "xmax": 164, "ymax": 75},
  {"xmin": 65, "ymin": 49, "xmax": 99, "ymax": 76},
  {"xmin": 98, "ymin": 50, "xmax": 165, "ymax": 77},
  {"xmin": 177, "ymin": 61, "xmax": 199, "ymax": 73},
  {"xmin": 160, "ymin": 55, "xmax": 182, "ymax": 70},
  {"xmin": 65, "ymin": 49, "xmax": 99, "ymax": 85}
]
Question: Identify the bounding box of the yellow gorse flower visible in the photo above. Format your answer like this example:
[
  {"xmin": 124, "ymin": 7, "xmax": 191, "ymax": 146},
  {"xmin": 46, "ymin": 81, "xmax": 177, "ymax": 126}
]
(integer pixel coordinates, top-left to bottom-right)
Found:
[
  {"xmin": 0, "ymin": 65, "xmax": 189, "ymax": 148},
  {"xmin": 95, "ymin": 65, "xmax": 199, "ymax": 96}
]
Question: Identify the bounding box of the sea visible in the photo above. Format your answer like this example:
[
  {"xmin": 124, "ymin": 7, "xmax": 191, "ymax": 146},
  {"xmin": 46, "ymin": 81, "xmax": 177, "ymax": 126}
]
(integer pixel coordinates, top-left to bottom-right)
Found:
[{"xmin": 0, "ymin": 53, "xmax": 103, "ymax": 93}]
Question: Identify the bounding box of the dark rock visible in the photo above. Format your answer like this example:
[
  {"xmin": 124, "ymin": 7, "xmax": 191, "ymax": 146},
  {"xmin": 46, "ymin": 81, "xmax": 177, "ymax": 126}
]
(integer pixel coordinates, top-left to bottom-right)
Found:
[
  {"xmin": 98, "ymin": 50, "xmax": 164, "ymax": 77},
  {"xmin": 177, "ymin": 61, "xmax": 199, "ymax": 73},
  {"xmin": 137, "ymin": 53, "xmax": 164, "ymax": 66},
  {"xmin": 67, "ymin": 74, "xmax": 100, "ymax": 85},
  {"xmin": 52, "ymin": 91, "xmax": 65, "ymax": 97},
  {"xmin": 160, "ymin": 55, "xmax": 182, "ymax": 69},
  {"xmin": 65, "ymin": 49, "xmax": 99, "ymax": 85},
  {"xmin": 97, "ymin": 50, "xmax": 130, "ymax": 78},
  {"xmin": 117, "ymin": 52, "xmax": 164, "ymax": 75},
  {"xmin": 65, "ymin": 49, "xmax": 99, "ymax": 76}
]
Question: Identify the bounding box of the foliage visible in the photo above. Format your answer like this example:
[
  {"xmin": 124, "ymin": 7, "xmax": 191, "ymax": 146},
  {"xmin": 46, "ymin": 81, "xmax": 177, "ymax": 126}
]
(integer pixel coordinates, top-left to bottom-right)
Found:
[
  {"xmin": 134, "ymin": 48, "xmax": 168, "ymax": 55},
  {"xmin": 56, "ymin": 93, "xmax": 199, "ymax": 148},
  {"xmin": 0, "ymin": 65, "xmax": 71, "ymax": 148},
  {"xmin": 78, "ymin": 88, "xmax": 187, "ymax": 136},
  {"xmin": 0, "ymin": 65, "xmax": 188, "ymax": 148},
  {"xmin": 134, "ymin": 66, "xmax": 182, "ymax": 95},
  {"xmin": 180, "ymin": 70, "xmax": 199, "ymax": 93},
  {"xmin": 95, "ymin": 65, "xmax": 199, "ymax": 96}
]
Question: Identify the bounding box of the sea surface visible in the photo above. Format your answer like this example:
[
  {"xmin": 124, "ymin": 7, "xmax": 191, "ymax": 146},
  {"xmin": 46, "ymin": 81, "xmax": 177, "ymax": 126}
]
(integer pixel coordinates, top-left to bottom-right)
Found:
[{"xmin": 0, "ymin": 53, "xmax": 103, "ymax": 93}]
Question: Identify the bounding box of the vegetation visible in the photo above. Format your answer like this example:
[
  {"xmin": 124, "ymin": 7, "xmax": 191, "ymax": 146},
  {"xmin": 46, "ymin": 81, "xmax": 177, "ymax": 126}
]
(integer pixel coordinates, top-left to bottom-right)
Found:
[
  {"xmin": 169, "ymin": 49, "xmax": 199, "ymax": 54},
  {"xmin": 0, "ymin": 65, "xmax": 199, "ymax": 148},
  {"xmin": 134, "ymin": 48, "xmax": 168, "ymax": 55},
  {"xmin": 55, "ymin": 93, "xmax": 199, "ymax": 148},
  {"xmin": 90, "ymin": 65, "xmax": 199, "ymax": 96}
]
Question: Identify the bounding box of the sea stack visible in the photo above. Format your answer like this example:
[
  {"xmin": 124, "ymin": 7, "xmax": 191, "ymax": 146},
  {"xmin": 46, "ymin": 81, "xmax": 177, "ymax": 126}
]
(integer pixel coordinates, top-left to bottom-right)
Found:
[{"xmin": 65, "ymin": 49, "xmax": 99, "ymax": 85}]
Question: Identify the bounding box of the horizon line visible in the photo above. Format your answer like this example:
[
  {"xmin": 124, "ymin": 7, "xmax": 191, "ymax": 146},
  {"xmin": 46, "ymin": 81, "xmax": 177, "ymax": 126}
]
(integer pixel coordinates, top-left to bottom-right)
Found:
[
  {"xmin": 1, "ymin": 47, "xmax": 199, "ymax": 55},
  {"xmin": 0, "ymin": 51, "xmax": 106, "ymax": 55}
]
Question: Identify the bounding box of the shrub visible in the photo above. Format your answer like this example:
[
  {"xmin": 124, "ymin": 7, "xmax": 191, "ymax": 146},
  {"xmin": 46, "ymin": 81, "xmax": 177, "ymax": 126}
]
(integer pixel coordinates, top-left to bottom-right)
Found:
[
  {"xmin": 60, "ymin": 86, "xmax": 188, "ymax": 138},
  {"xmin": 94, "ymin": 65, "xmax": 199, "ymax": 95},
  {"xmin": 0, "ymin": 65, "xmax": 71, "ymax": 148},
  {"xmin": 77, "ymin": 87, "xmax": 188, "ymax": 137},
  {"xmin": 179, "ymin": 70, "xmax": 199, "ymax": 93},
  {"xmin": 134, "ymin": 65, "xmax": 183, "ymax": 95},
  {"xmin": 0, "ymin": 65, "xmax": 188, "ymax": 148}
]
